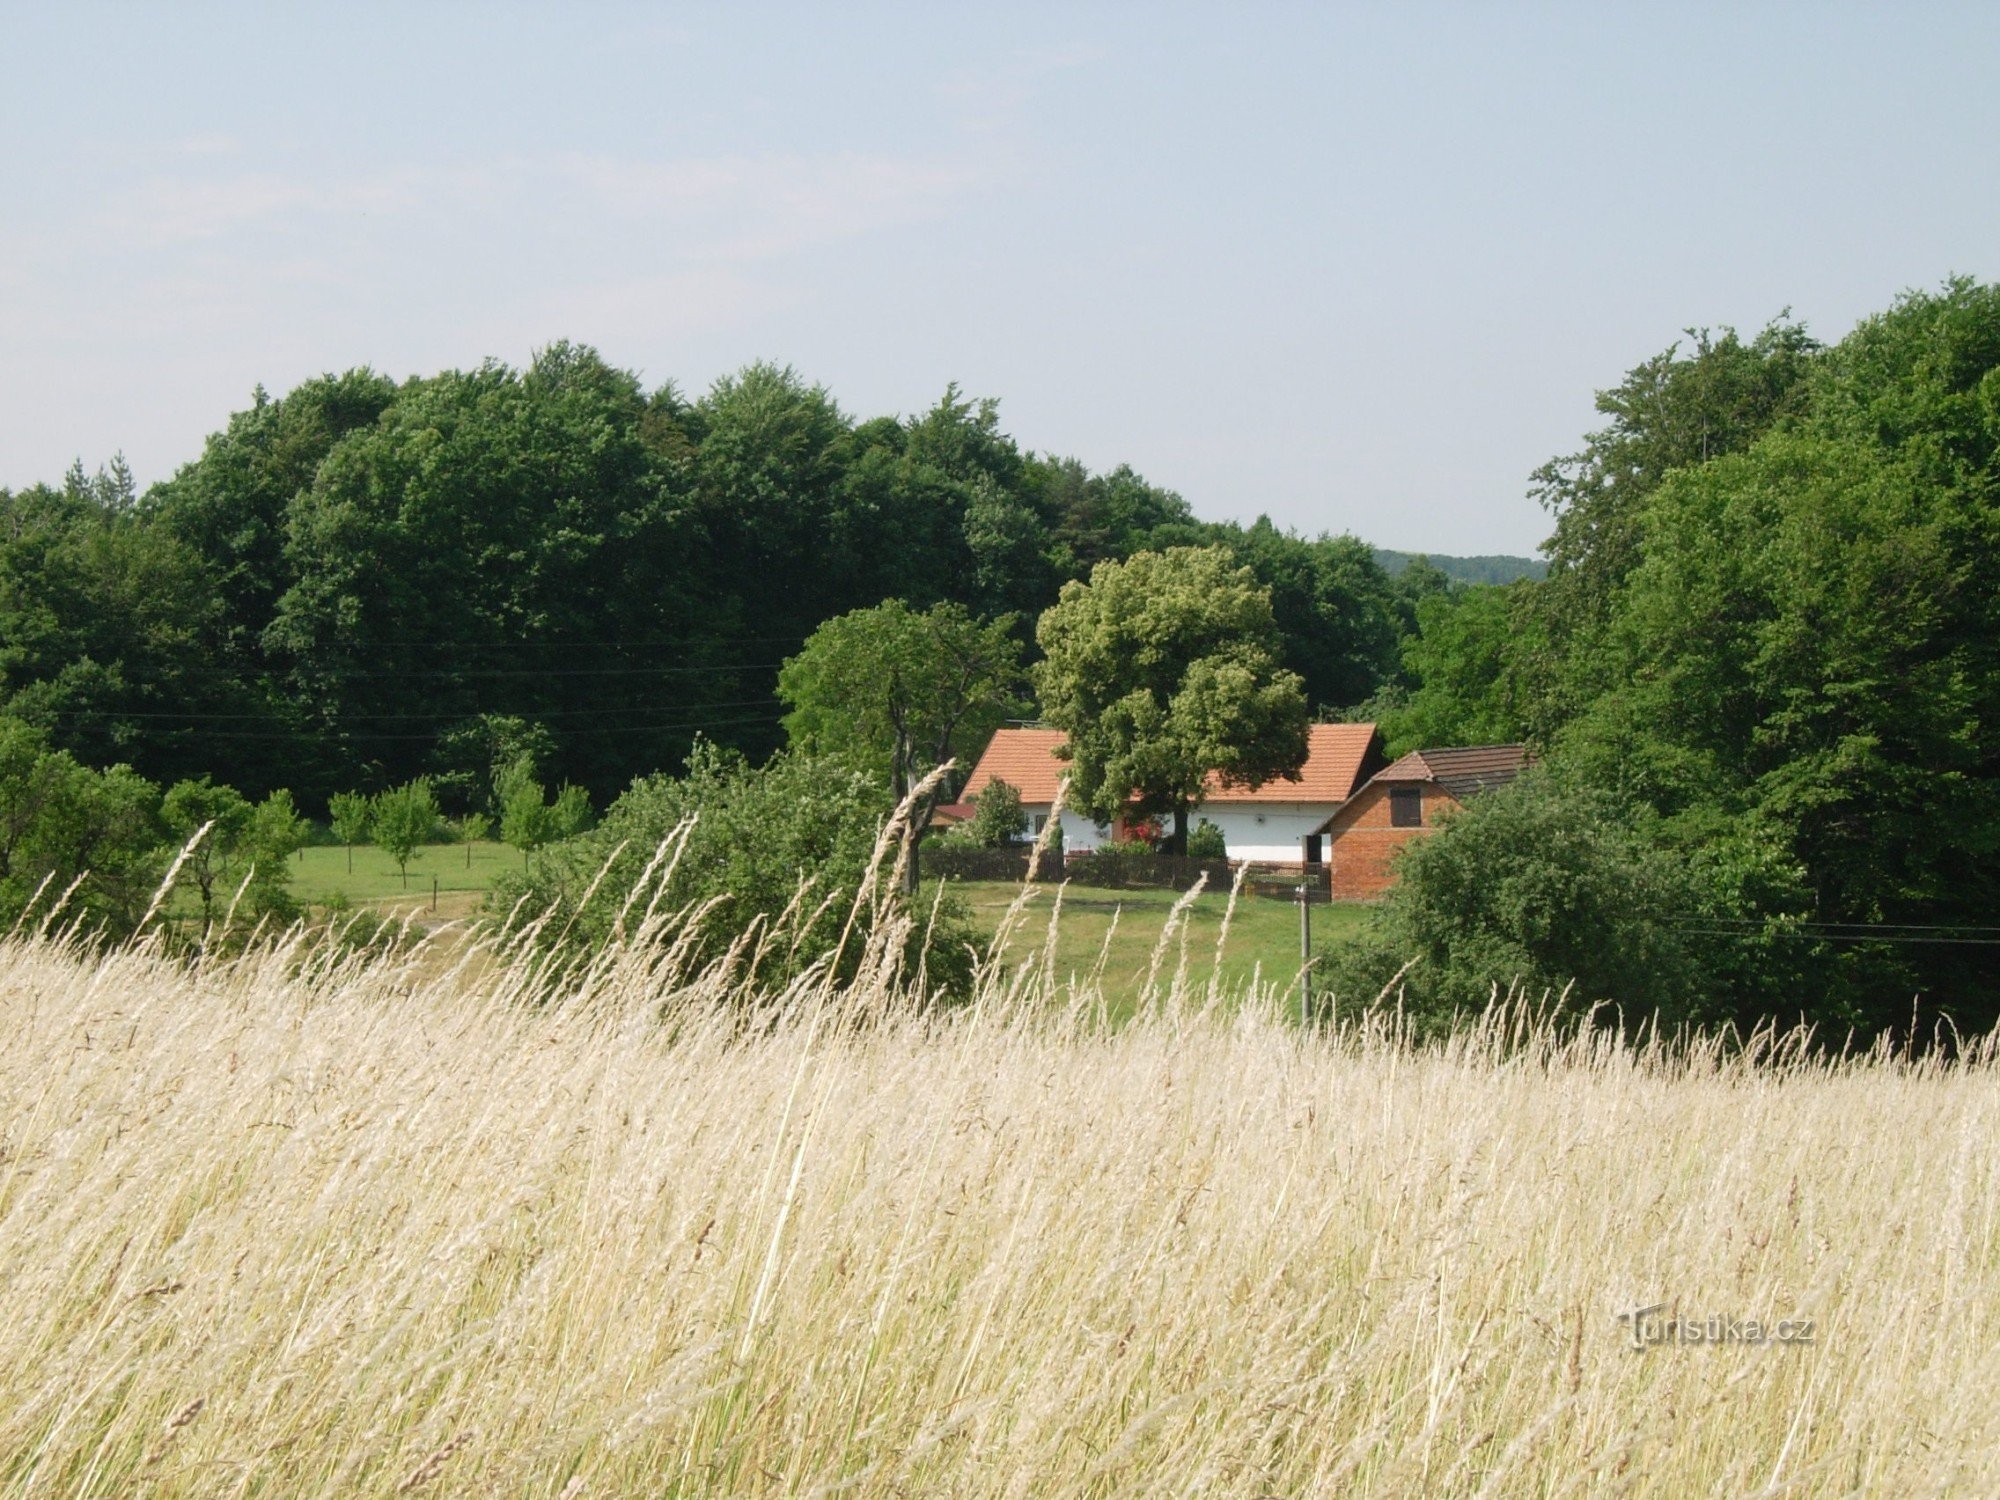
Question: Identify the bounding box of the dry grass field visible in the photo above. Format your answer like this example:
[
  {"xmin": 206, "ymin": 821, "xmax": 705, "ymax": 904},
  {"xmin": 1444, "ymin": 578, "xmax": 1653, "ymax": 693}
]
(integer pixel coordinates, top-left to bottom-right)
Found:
[{"xmin": 3, "ymin": 881, "xmax": 1999, "ymax": 1496}]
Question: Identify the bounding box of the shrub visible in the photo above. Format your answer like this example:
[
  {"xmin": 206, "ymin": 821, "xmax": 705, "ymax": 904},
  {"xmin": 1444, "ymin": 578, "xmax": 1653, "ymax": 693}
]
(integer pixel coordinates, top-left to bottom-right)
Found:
[
  {"xmin": 1185, "ymin": 818, "xmax": 1227, "ymax": 859},
  {"xmin": 958, "ymin": 778, "xmax": 1026, "ymax": 848},
  {"xmin": 491, "ymin": 743, "xmax": 977, "ymax": 997},
  {"xmin": 1320, "ymin": 771, "xmax": 1730, "ymax": 1033}
]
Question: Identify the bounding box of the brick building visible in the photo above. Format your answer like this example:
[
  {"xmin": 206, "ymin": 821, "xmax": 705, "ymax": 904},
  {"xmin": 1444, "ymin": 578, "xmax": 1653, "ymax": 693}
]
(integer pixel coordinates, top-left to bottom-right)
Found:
[{"xmin": 1320, "ymin": 744, "xmax": 1529, "ymax": 899}]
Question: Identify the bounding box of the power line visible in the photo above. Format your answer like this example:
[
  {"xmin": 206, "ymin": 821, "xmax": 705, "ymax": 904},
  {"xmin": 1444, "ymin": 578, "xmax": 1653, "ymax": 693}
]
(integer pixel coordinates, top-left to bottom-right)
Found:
[
  {"xmin": 1658, "ymin": 916, "xmax": 2000, "ymax": 935},
  {"xmin": 73, "ymin": 661, "xmax": 791, "ymax": 682},
  {"xmin": 1665, "ymin": 927, "xmax": 2000, "ymax": 948},
  {"xmin": 39, "ymin": 710, "xmax": 789, "ymax": 744},
  {"xmin": 41, "ymin": 697, "xmax": 783, "ymax": 724}
]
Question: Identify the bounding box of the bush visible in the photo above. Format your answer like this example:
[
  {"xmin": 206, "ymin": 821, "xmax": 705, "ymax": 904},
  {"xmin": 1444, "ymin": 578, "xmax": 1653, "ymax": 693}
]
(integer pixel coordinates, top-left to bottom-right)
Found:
[
  {"xmin": 1320, "ymin": 772, "xmax": 1742, "ymax": 1034},
  {"xmin": 1185, "ymin": 818, "xmax": 1226, "ymax": 859},
  {"xmin": 491, "ymin": 743, "xmax": 978, "ymax": 998},
  {"xmin": 956, "ymin": 778, "xmax": 1026, "ymax": 849}
]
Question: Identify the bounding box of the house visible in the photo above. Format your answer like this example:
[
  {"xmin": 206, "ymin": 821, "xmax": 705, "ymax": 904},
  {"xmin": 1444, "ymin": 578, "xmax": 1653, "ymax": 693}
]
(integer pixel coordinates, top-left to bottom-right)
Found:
[
  {"xmin": 957, "ymin": 724, "xmax": 1384, "ymax": 868},
  {"xmin": 1319, "ymin": 743, "xmax": 1529, "ymax": 899},
  {"xmin": 927, "ymin": 801, "xmax": 976, "ymax": 829}
]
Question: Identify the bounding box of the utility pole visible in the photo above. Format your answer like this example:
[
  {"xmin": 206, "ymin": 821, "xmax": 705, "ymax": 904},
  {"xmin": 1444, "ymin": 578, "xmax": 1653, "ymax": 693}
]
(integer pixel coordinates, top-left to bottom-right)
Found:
[{"xmin": 1297, "ymin": 881, "xmax": 1312, "ymax": 1025}]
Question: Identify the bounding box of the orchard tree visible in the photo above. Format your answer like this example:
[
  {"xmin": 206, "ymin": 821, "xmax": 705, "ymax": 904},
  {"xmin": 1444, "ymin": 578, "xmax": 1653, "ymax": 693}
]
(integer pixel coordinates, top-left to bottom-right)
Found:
[
  {"xmin": 779, "ymin": 599, "xmax": 1025, "ymax": 890},
  {"xmin": 371, "ymin": 778, "xmax": 442, "ymax": 888},
  {"xmin": 327, "ymin": 790, "xmax": 372, "ymax": 874},
  {"xmin": 498, "ymin": 764, "xmax": 592, "ymax": 871},
  {"xmin": 451, "ymin": 811, "xmax": 493, "ymax": 868},
  {"xmin": 1034, "ymin": 546, "xmax": 1309, "ymax": 853}
]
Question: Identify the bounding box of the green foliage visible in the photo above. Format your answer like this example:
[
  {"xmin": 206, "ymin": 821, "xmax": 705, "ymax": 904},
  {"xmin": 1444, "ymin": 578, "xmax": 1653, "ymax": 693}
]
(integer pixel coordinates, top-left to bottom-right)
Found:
[
  {"xmin": 1372, "ymin": 549, "xmax": 1547, "ymax": 586},
  {"xmin": 0, "ymin": 715, "xmax": 163, "ymax": 936},
  {"xmin": 1185, "ymin": 818, "xmax": 1227, "ymax": 859},
  {"xmin": 1553, "ymin": 286, "xmax": 2000, "ymax": 1031},
  {"xmin": 1377, "ymin": 584, "xmax": 1537, "ymax": 758},
  {"xmin": 1215, "ymin": 520, "xmax": 1407, "ymax": 711},
  {"xmin": 1034, "ymin": 546, "xmax": 1309, "ymax": 852},
  {"xmin": 1532, "ymin": 317, "xmax": 1821, "ymax": 632},
  {"xmin": 957, "ymin": 778, "xmax": 1026, "ymax": 849},
  {"xmin": 1363, "ymin": 280, "xmax": 2000, "ymax": 1038},
  {"xmin": 370, "ymin": 779, "xmax": 443, "ymax": 886},
  {"xmin": 158, "ymin": 776, "xmax": 302, "ymax": 924},
  {"xmin": 493, "ymin": 743, "xmax": 977, "ymax": 995},
  {"xmin": 496, "ymin": 766, "xmax": 591, "ymax": 869},
  {"xmin": 3, "ymin": 353, "xmax": 1419, "ymax": 811},
  {"xmin": 781, "ymin": 598, "xmax": 1024, "ymax": 884},
  {"xmin": 1322, "ymin": 774, "xmax": 1733, "ymax": 1033},
  {"xmin": 328, "ymin": 791, "xmax": 372, "ymax": 847}
]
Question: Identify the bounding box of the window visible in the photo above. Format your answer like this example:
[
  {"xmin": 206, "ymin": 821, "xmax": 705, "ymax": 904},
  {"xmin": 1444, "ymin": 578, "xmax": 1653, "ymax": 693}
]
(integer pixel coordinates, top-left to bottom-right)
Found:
[
  {"xmin": 1389, "ymin": 787, "xmax": 1423, "ymax": 828},
  {"xmin": 1031, "ymin": 813, "xmax": 1048, "ymax": 836}
]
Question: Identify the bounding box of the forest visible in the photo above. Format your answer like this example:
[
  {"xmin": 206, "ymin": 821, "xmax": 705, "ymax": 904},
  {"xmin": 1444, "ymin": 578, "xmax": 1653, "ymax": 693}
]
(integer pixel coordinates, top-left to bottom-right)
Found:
[{"xmin": 0, "ymin": 354, "xmax": 1445, "ymax": 808}]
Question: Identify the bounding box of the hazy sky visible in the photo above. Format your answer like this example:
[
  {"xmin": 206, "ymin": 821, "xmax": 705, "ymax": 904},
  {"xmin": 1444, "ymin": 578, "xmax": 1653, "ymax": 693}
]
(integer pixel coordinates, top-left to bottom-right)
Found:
[{"xmin": 3, "ymin": 4, "xmax": 1996, "ymax": 554}]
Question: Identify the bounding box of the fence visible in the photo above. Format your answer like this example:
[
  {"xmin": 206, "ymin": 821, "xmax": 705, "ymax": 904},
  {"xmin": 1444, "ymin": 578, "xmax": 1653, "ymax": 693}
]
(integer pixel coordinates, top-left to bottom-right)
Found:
[
  {"xmin": 921, "ymin": 845, "xmax": 1232, "ymax": 893},
  {"xmin": 920, "ymin": 846, "xmax": 1044, "ymax": 883}
]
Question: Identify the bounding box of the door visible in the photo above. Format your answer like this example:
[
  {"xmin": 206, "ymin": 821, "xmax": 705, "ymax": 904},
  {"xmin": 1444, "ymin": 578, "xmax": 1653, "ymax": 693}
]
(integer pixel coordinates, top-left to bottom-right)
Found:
[{"xmin": 1305, "ymin": 833, "xmax": 1324, "ymax": 868}]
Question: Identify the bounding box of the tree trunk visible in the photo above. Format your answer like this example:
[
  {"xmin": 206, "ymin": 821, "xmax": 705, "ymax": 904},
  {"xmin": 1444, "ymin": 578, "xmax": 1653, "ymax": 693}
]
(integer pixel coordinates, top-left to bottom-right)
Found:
[{"xmin": 1166, "ymin": 803, "xmax": 1190, "ymax": 856}]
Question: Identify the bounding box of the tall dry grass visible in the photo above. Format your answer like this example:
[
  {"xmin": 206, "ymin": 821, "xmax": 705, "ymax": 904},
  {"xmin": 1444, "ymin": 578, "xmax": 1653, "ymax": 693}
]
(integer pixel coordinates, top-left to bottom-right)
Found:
[{"xmin": 3, "ymin": 876, "xmax": 1999, "ymax": 1496}]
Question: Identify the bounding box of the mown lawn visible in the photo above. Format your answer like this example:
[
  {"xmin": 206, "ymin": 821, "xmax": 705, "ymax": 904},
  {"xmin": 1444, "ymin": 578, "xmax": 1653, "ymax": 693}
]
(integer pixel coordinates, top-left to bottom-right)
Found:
[
  {"xmin": 291, "ymin": 840, "xmax": 517, "ymax": 908},
  {"xmin": 949, "ymin": 879, "xmax": 1374, "ymax": 1016},
  {"xmin": 282, "ymin": 850, "xmax": 1380, "ymax": 1009}
]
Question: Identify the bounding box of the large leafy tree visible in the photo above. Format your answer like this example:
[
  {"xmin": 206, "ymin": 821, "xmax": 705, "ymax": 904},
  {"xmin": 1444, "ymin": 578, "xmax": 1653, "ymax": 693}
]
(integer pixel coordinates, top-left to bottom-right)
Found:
[
  {"xmin": 1034, "ymin": 546, "xmax": 1309, "ymax": 853},
  {"xmin": 779, "ymin": 600, "xmax": 1026, "ymax": 889},
  {"xmin": 1211, "ymin": 518, "xmax": 1408, "ymax": 711},
  {"xmin": 1526, "ymin": 317, "xmax": 1821, "ymax": 733},
  {"xmin": 1557, "ymin": 282, "xmax": 2000, "ymax": 1033},
  {"xmin": 1377, "ymin": 584, "xmax": 1538, "ymax": 758},
  {"xmin": 266, "ymin": 344, "xmax": 711, "ymax": 801}
]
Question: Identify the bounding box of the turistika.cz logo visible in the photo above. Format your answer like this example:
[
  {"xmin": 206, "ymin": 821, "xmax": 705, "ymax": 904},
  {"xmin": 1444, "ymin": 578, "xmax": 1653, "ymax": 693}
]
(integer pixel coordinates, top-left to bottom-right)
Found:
[{"xmin": 1615, "ymin": 1303, "xmax": 1816, "ymax": 1351}]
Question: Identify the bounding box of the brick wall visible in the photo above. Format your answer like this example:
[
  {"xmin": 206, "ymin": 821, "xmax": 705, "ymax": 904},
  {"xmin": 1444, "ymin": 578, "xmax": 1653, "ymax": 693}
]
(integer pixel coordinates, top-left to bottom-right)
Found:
[{"xmin": 1327, "ymin": 783, "xmax": 1461, "ymax": 900}]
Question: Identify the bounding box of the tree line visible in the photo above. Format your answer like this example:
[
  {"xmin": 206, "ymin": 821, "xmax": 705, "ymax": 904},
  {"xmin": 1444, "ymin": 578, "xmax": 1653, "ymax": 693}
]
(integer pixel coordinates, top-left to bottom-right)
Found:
[{"xmin": 0, "ymin": 352, "xmax": 1440, "ymax": 811}]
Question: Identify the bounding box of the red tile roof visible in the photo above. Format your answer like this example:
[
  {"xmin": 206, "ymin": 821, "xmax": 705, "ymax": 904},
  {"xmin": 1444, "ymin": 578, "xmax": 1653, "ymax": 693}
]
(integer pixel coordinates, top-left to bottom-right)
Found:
[
  {"xmin": 961, "ymin": 724, "xmax": 1380, "ymax": 808},
  {"xmin": 961, "ymin": 728, "xmax": 1069, "ymax": 803},
  {"xmin": 1205, "ymin": 722, "xmax": 1380, "ymax": 804},
  {"xmin": 1372, "ymin": 744, "xmax": 1529, "ymax": 799}
]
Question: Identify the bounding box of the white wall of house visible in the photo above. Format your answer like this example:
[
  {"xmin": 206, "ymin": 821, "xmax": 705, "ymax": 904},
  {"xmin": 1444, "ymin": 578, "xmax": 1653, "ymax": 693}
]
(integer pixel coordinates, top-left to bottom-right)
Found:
[
  {"xmin": 1017, "ymin": 801, "xmax": 1336, "ymax": 863},
  {"xmin": 1199, "ymin": 803, "xmax": 1337, "ymax": 865},
  {"xmin": 1017, "ymin": 805, "xmax": 1109, "ymax": 852}
]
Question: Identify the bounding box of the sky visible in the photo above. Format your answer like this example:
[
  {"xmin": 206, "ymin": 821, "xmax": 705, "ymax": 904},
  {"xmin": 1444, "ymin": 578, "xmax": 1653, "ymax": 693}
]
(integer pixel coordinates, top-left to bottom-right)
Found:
[{"xmin": 2, "ymin": 4, "xmax": 1996, "ymax": 555}]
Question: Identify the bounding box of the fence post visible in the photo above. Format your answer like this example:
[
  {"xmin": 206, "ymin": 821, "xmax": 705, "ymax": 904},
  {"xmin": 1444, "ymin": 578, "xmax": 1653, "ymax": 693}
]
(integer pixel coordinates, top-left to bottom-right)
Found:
[{"xmin": 432, "ymin": 876, "xmax": 438, "ymax": 913}]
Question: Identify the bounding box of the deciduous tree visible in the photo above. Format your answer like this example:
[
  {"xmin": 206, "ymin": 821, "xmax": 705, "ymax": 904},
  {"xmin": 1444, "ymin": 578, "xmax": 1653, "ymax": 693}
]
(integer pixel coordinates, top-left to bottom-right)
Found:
[{"xmin": 1034, "ymin": 546, "xmax": 1309, "ymax": 853}]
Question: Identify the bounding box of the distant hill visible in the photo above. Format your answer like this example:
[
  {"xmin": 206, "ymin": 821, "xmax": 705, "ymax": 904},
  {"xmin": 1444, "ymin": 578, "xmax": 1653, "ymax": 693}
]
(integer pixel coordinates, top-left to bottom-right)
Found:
[{"xmin": 1371, "ymin": 548, "xmax": 1547, "ymax": 586}]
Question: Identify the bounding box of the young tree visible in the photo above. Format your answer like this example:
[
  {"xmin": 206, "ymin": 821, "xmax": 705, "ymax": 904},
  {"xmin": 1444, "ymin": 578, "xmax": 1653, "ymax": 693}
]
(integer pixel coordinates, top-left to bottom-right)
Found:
[
  {"xmin": 780, "ymin": 599, "xmax": 1026, "ymax": 890},
  {"xmin": 959, "ymin": 777, "xmax": 1026, "ymax": 848},
  {"xmin": 328, "ymin": 791, "xmax": 372, "ymax": 874},
  {"xmin": 160, "ymin": 777, "xmax": 254, "ymax": 919},
  {"xmin": 371, "ymin": 778, "xmax": 441, "ymax": 888},
  {"xmin": 1034, "ymin": 546, "xmax": 1310, "ymax": 853},
  {"xmin": 499, "ymin": 771, "xmax": 558, "ymax": 872},
  {"xmin": 451, "ymin": 811, "xmax": 493, "ymax": 868}
]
